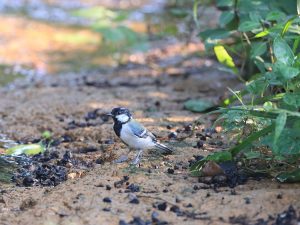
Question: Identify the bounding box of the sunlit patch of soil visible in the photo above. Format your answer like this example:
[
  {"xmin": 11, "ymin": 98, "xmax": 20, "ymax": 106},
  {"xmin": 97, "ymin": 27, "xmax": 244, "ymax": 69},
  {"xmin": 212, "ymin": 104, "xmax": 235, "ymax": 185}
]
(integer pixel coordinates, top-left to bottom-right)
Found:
[{"xmin": 0, "ymin": 15, "xmax": 101, "ymax": 74}]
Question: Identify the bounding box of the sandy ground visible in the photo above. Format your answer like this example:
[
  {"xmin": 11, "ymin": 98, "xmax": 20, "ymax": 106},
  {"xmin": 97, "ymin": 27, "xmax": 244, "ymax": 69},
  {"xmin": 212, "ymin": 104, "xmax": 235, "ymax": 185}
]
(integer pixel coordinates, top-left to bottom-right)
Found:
[{"xmin": 0, "ymin": 57, "xmax": 299, "ymax": 225}]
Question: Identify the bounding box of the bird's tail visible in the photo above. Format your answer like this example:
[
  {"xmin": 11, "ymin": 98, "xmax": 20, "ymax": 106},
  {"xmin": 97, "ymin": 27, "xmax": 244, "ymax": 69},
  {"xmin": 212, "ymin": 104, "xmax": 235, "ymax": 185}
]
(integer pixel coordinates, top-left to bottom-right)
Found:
[{"xmin": 155, "ymin": 142, "xmax": 173, "ymax": 155}]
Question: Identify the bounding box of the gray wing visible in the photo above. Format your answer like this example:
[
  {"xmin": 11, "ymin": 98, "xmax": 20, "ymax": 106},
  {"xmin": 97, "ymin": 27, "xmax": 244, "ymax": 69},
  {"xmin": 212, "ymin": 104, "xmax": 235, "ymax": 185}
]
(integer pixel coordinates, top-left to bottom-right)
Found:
[{"xmin": 128, "ymin": 120, "xmax": 157, "ymax": 141}]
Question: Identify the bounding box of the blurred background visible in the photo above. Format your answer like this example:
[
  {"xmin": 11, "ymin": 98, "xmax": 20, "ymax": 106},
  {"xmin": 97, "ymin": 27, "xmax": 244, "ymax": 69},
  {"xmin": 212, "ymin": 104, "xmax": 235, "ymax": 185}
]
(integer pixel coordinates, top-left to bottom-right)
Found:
[{"xmin": 0, "ymin": 0, "xmax": 219, "ymax": 85}]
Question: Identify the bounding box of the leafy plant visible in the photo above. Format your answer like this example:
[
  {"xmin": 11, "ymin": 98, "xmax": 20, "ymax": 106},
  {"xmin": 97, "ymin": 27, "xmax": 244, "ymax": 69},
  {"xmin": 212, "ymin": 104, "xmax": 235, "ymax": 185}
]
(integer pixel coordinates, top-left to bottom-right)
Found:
[
  {"xmin": 72, "ymin": 7, "xmax": 148, "ymax": 56},
  {"xmin": 191, "ymin": 0, "xmax": 300, "ymax": 182}
]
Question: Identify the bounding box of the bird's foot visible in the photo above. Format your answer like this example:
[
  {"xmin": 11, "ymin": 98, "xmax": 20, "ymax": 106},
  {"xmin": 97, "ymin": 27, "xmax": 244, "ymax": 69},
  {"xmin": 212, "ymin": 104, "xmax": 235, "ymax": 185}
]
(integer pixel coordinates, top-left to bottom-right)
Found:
[
  {"xmin": 131, "ymin": 150, "xmax": 143, "ymax": 165},
  {"xmin": 131, "ymin": 157, "xmax": 140, "ymax": 165}
]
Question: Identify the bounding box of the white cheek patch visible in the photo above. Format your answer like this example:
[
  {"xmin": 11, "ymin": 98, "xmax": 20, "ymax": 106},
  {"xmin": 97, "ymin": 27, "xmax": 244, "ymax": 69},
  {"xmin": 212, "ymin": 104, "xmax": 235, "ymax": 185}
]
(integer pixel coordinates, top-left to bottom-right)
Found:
[{"xmin": 116, "ymin": 114, "xmax": 130, "ymax": 123}]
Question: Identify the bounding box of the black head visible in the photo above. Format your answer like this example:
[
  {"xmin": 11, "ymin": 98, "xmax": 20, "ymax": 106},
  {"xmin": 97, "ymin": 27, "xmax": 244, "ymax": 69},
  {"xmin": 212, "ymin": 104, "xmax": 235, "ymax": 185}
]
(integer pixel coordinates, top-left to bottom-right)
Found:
[{"xmin": 108, "ymin": 107, "xmax": 132, "ymax": 123}]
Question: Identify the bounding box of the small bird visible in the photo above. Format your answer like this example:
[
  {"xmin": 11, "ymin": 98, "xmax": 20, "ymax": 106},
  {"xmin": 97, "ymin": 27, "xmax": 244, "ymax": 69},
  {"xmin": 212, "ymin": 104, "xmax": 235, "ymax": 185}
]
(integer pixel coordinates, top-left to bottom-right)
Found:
[{"xmin": 107, "ymin": 107, "xmax": 172, "ymax": 165}]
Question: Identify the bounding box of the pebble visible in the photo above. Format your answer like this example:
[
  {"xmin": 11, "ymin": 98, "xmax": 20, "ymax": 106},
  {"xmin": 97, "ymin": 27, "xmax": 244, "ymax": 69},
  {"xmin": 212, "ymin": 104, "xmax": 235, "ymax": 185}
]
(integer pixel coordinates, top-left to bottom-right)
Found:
[
  {"xmin": 128, "ymin": 193, "xmax": 139, "ymax": 204},
  {"xmin": 129, "ymin": 198, "xmax": 140, "ymax": 204},
  {"xmin": 22, "ymin": 176, "xmax": 35, "ymax": 187},
  {"xmin": 168, "ymin": 132, "xmax": 177, "ymax": 139},
  {"xmin": 103, "ymin": 197, "xmax": 112, "ymax": 203},
  {"xmin": 167, "ymin": 168, "xmax": 174, "ymax": 174},
  {"xmin": 151, "ymin": 211, "xmax": 160, "ymax": 222},
  {"xmin": 126, "ymin": 183, "xmax": 140, "ymax": 192},
  {"xmin": 170, "ymin": 205, "xmax": 180, "ymax": 214},
  {"xmin": 196, "ymin": 140, "xmax": 204, "ymax": 148},
  {"xmin": 175, "ymin": 195, "xmax": 183, "ymax": 203},
  {"xmin": 244, "ymin": 197, "xmax": 251, "ymax": 204},
  {"xmin": 157, "ymin": 202, "xmax": 167, "ymax": 211}
]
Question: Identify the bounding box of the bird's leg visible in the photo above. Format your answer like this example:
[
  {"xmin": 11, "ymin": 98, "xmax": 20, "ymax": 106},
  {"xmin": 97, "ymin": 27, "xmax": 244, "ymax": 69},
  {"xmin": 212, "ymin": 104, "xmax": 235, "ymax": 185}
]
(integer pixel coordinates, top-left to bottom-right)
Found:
[{"xmin": 131, "ymin": 149, "xmax": 143, "ymax": 165}]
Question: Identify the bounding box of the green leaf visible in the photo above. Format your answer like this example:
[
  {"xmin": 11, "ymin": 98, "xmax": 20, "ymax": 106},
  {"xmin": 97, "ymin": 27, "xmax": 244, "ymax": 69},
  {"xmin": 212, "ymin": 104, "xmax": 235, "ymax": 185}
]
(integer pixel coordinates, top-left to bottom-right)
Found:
[
  {"xmin": 184, "ymin": 99, "xmax": 214, "ymax": 112},
  {"xmin": 219, "ymin": 11, "xmax": 234, "ymax": 27},
  {"xmin": 72, "ymin": 7, "xmax": 116, "ymax": 20},
  {"xmin": 214, "ymin": 45, "xmax": 238, "ymax": 74},
  {"xmin": 283, "ymin": 93, "xmax": 300, "ymax": 107},
  {"xmin": 276, "ymin": 168, "xmax": 300, "ymax": 183},
  {"xmin": 263, "ymin": 101, "xmax": 274, "ymax": 111},
  {"xmin": 293, "ymin": 36, "xmax": 300, "ymax": 53},
  {"xmin": 249, "ymin": 11, "xmax": 262, "ymax": 23},
  {"xmin": 216, "ymin": 0, "xmax": 233, "ymax": 7},
  {"xmin": 193, "ymin": 0, "xmax": 201, "ymax": 26},
  {"xmin": 273, "ymin": 37, "xmax": 294, "ymax": 65},
  {"xmin": 266, "ymin": 11, "xmax": 286, "ymax": 21},
  {"xmin": 238, "ymin": 21, "xmax": 261, "ymax": 32},
  {"xmin": 273, "ymin": 62, "xmax": 300, "ymax": 81},
  {"xmin": 42, "ymin": 131, "xmax": 52, "ymax": 139},
  {"xmin": 274, "ymin": 112, "xmax": 287, "ymax": 147},
  {"xmin": 255, "ymin": 30, "xmax": 269, "ymax": 38},
  {"xmin": 206, "ymin": 151, "xmax": 232, "ymax": 162},
  {"xmin": 199, "ymin": 28, "xmax": 231, "ymax": 40},
  {"xmin": 246, "ymin": 78, "xmax": 268, "ymax": 95},
  {"xmin": 250, "ymin": 42, "xmax": 267, "ymax": 58},
  {"xmin": 6, "ymin": 144, "xmax": 45, "ymax": 156},
  {"xmin": 281, "ymin": 16, "xmax": 298, "ymax": 36},
  {"xmin": 169, "ymin": 8, "xmax": 189, "ymax": 18}
]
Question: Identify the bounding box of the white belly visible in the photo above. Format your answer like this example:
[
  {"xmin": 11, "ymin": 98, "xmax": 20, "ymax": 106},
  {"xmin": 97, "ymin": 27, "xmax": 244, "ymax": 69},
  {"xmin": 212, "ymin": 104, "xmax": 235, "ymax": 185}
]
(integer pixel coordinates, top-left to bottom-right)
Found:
[{"xmin": 120, "ymin": 125, "xmax": 155, "ymax": 150}]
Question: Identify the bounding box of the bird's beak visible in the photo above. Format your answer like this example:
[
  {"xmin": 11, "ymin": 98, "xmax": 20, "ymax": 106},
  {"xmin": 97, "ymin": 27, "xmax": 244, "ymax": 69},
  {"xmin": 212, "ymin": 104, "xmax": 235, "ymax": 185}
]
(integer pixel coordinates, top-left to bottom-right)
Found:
[{"xmin": 106, "ymin": 113, "xmax": 113, "ymax": 117}]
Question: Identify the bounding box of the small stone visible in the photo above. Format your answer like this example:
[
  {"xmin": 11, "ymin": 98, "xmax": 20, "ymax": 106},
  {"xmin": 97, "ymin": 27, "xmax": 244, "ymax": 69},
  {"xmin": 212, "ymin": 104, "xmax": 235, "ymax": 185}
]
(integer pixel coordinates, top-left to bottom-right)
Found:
[
  {"xmin": 244, "ymin": 197, "xmax": 251, "ymax": 204},
  {"xmin": 119, "ymin": 220, "xmax": 129, "ymax": 225},
  {"xmin": 184, "ymin": 124, "xmax": 192, "ymax": 132},
  {"xmin": 168, "ymin": 132, "xmax": 177, "ymax": 139},
  {"xmin": 196, "ymin": 140, "xmax": 204, "ymax": 148},
  {"xmin": 200, "ymin": 135, "xmax": 207, "ymax": 141},
  {"xmin": 157, "ymin": 202, "xmax": 167, "ymax": 211},
  {"xmin": 175, "ymin": 195, "xmax": 183, "ymax": 203},
  {"xmin": 106, "ymin": 185, "xmax": 112, "ymax": 190},
  {"xmin": 129, "ymin": 198, "xmax": 139, "ymax": 204},
  {"xmin": 230, "ymin": 190, "xmax": 237, "ymax": 195},
  {"xmin": 185, "ymin": 203, "xmax": 193, "ymax": 208},
  {"xmin": 166, "ymin": 125, "xmax": 172, "ymax": 129},
  {"xmin": 103, "ymin": 207, "xmax": 110, "ymax": 212},
  {"xmin": 131, "ymin": 217, "xmax": 146, "ymax": 225},
  {"xmin": 126, "ymin": 183, "xmax": 140, "ymax": 192},
  {"xmin": 170, "ymin": 205, "xmax": 180, "ymax": 213},
  {"xmin": 23, "ymin": 176, "xmax": 34, "ymax": 187},
  {"xmin": 104, "ymin": 139, "xmax": 114, "ymax": 144},
  {"xmin": 276, "ymin": 193, "xmax": 282, "ymax": 199},
  {"xmin": 103, "ymin": 197, "xmax": 112, "ymax": 203},
  {"xmin": 128, "ymin": 193, "xmax": 139, "ymax": 204},
  {"xmin": 167, "ymin": 168, "xmax": 174, "ymax": 174},
  {"xmin": 151, "ymin": 211, "xmax": 160, "ymax": 222}
]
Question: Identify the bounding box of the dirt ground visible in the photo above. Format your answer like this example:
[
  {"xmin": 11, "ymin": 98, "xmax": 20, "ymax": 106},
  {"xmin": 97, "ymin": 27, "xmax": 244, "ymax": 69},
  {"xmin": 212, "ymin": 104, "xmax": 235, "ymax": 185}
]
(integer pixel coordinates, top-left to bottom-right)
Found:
[
  {"xmin": 0, "ymin": 54, "xmax": 299, "ymax": 225},
  {"xmin": 0, "ymin": 1, "xmax": 299, "ymax": 224}
]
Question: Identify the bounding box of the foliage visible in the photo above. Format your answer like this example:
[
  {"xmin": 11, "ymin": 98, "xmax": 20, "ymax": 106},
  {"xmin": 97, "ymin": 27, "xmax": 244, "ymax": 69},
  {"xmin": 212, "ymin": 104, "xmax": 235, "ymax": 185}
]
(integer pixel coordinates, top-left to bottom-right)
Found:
[
  {"xmin": 72, "ymin": 7, "xmax": 148, "ymax": 54},
  {"xmin": 184, "ymin": 99, "xmax": 215, "ymax": 112},
  {"xmin": 191, "ymin": 0, "xmax": 300, "ymax": 181},
  {"xmin": 5, "ymin": 143, "xmax": 45, "ymax": 156}
]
